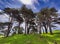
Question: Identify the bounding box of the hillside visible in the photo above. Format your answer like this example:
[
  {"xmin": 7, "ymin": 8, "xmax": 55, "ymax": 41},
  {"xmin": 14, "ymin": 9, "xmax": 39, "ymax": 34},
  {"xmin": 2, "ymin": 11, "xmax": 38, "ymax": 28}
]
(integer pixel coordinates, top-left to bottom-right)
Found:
[{"xmin": 0, "ymin": 30, "xmax": 60, "ymax": 44}]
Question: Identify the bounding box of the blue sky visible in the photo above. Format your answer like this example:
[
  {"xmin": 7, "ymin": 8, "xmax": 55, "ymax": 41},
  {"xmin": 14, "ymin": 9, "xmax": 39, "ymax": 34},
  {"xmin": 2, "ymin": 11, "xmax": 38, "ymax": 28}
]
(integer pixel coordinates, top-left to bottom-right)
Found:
[{"xmin": 0, "ymin": 0, "xmax": 60, "ymax": 12}]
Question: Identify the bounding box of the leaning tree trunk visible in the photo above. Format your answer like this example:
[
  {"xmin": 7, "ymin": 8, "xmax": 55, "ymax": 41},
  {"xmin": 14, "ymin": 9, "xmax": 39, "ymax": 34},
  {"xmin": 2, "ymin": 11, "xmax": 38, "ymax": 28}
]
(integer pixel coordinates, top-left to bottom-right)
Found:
[
  {"xmin": 6, "ymin": 17, "xmax": 13, "ymax": 37},
  {"xmin": 6, "ymin": 23, "xmax": 12, "ymax": 37},
  {"xmin": 43, "ymin": 22, "xmax": 48, "ymax": 34},
  {"xmin": 49, "ymin": 22, "xmax": 53, "ymax": 34},
  {"xmin": 44, "ymin": 25, "xmax": 48, "ymax": 34}
]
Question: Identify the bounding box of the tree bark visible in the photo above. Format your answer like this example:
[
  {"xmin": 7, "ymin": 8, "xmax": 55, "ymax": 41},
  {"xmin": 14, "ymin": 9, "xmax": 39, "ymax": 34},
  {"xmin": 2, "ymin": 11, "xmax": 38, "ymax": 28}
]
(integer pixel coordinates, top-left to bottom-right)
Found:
[
  {"xmin": 49, "ymin": 22, "xmax": 53, "ymax": 34},
  {"xmin": 6, "ymin": 23, "xmax": 12, "ymax": 37},
  {"xmin": 18, "ymin": 22, "xmax": 21, "ymax": 34},
  {"xmin": 43, "ymin": 22, "xmax": 48, "ymax": 34},
  {"xmin": 25, "ymin": 22, "xmax": 28, "ymax": 34},
  {"xmin": 43, "ymin": 24, "xmax": 48, "ymax": 34},
  {"xmin": 6, "ymin": 17, "xmax": 13, "ymax": 37},
  {"xmin": 27, "ymin": 26, "xmax": 30, "ymax": 34},
  {"xmin": 37, "ymin": 21, "xmax": 41, "ymax": 34}
]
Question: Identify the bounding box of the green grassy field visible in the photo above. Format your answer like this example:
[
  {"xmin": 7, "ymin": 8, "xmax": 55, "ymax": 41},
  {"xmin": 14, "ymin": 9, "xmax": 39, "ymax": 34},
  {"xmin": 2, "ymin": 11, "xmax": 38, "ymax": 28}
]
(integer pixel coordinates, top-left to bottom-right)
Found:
[{"xmin": 0, "ymin": 30, "xmax": 60, "ymax": 44}]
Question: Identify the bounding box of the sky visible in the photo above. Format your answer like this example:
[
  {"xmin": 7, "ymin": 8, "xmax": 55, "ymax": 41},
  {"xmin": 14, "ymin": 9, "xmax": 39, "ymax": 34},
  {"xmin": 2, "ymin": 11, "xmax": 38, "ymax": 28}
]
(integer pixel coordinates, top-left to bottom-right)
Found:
[
  {"xmin": 0, "ymin": 0, "xmax": 60, "ymax": 30},
  {"xmin": 0, "ymin": 0, "xmax": 60, "ymax": 12}
]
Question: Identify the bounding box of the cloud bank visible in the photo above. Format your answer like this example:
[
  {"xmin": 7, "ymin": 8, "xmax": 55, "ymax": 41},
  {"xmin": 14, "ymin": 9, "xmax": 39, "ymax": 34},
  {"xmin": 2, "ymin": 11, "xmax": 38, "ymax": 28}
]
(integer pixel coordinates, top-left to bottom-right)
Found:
[
  {"xmin": 19, "ymin": 0, "xmax": 39, "ymax": 5},
  {"xmin": 18, "ymin": 0, "xmax": 39, "ymax": 10}
]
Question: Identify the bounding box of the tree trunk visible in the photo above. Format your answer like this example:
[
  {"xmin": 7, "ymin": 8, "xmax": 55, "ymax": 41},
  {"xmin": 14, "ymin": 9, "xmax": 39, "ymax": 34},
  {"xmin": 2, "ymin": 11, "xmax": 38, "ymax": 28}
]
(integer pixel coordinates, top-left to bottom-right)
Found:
[
  {"xmin": 42, "ymin": 27, "xmax": 44, "ymax": 34},
  {"xmin": 43, "ymin": 29, "xmax": 44, "ymax": 34},
  {"xmin": 27, "ymin": 26, "xmax": 30, "ymax": 34},
  {"xmin": 25, "ymin": 22, "xmax": 28, "ymax": 34},
  {"xmin": 26, "ymin": 23, "xmax": 28, "ymax": 34},
  {"xmin": 6, "ymin": 17, "xmax": 13, "ymax": 37},
  {"xmin": 37, "ymin": 22, "xmax": 41, "ymax": 34},
  {"xmin": 25, "ymin": 22, "xmax": 26, "ymax": 34},
  {"xmin": 49, "ymin": 22, "xmax": 53, "ymax": 34},
  {"xmin": 43, "ymin": 25, "xmax": 48, "ymax": 34},
  {"xmin": 44, "ymin": 25, "xmax": 48, "ymax": 33},
  {"xmin": 6, "ymin": 23, "xmax": 12, "ymax": 37},
  {"xmin": 39, "ymin": 23, "xmax": 42, "ymax": 34},
  {"xmin": 18, "ymin": 22, "xmax": 21, "ymax": 34},
  {"xmin": 43, "ymin": 22, "xmax": 48, "ymax": 34}
]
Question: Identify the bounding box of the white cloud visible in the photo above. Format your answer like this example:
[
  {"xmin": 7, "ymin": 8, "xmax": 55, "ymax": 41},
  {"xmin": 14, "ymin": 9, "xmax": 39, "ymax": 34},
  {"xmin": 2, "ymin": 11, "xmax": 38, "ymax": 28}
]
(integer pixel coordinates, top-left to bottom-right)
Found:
[
  {"xmin": 19, "ymin": 0, "xmax": 32, "ymax": 5},
  {"xmin": 57, "ymin": 10, "xmax": 60, "ymax": 13},
  {"xmin": 0, "ymin": 15, "xmax": 9, "ymax": 22},
  {"xmin": 0, "ymin": 9, "xmax": 2, "ymax": 12},
  {"xmin": 19, "ymin": 0, "xmax": 39, "ymax": 5},
  {"xmin": 18, "ymin": 0, "xmax": 39, "ymax": 10}
]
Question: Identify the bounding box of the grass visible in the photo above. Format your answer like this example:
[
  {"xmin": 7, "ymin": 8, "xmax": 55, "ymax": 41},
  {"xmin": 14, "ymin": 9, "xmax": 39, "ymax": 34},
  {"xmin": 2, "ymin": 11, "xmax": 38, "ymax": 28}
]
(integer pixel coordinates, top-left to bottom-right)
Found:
[{"xmin": 0, "ymin": 30, "xmax": 60, "ymax": 44}]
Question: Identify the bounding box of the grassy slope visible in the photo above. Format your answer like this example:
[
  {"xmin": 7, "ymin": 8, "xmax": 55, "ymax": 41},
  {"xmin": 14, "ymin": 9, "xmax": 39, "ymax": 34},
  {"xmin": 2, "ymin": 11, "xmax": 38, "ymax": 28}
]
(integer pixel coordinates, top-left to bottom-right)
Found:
[{"xmin": 0, "ymin": 30, "xmax": 60, "ymax": 44}]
